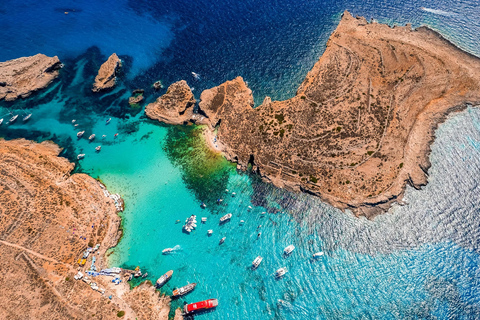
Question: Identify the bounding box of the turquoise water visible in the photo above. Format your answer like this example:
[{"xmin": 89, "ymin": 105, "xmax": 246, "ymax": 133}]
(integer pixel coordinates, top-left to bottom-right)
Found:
[{"xmin": 2, "ymin": 0, "xmax": 480, "ymax": 318}]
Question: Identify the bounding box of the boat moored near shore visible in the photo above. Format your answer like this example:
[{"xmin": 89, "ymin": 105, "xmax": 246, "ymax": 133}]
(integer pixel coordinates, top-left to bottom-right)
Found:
[
  {"xmin": 156, "ymin": 270, "xmax": 173, "ymax": 288},
  {"xmin": 183, "ymin": 298, "xmax": 218, "ymax": 315},
  {"xmin": 172, "ymin": 282, "xmax": 197, "ymax": 297}
]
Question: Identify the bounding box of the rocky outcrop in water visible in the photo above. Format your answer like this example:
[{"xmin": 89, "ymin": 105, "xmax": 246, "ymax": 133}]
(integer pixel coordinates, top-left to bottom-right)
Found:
[
  {"xmin": 145, "ymin": 80, "xmax": 196, "ymax": 125},
  {"xmin": 0, "ymin": 53, "xmax": 62, "ymax": 101},
  {"xmin": 0, "ymin": 139, "xmax": 171, "ymax": 319},
  {"xmin": 147, "ymin": 11, "xmax": 480, "ymax": 218},
  {"xmin": 92, "ymin": 53, "xmax": 122, "ymax": 92}
]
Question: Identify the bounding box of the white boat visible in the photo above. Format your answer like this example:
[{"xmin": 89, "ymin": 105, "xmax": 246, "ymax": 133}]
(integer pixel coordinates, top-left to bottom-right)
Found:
[
  {"xmin": 207, "ymin": 230, "xmax": 213, "ymax": 235},
  {"xmin": 219, "ymin": 213, "xmax": 232, "ymax": 223},
  {"xmin": 274, "ymin": 267, "xmax": 288, "ymax": 278},
  {"xmin": 201, "ymin": 217, "xmax": 207, "ymax": 223},
  {"xmin": 201, "ymin": 202, "xmax": 206, "ymax": 208},
  {"xmin": 191, "ymin": 72, "xmax": 200, "ymax": 80},
  {"xmin": 72, "ymin": 119, "xmax": 76, "ymax": 123},
  {"xmin": 23, "ymin": 113, "xmax": 32, "ymax": 122},
  {"xmin": 106, "ymin": 118, "xmax": 111, "ymax": 124},
  {"xmin": 219, "ymin": 237, "xmax": 226, "ymax": 244},
  {"xmin": 77, "ymin": 131, "xmax": 85, "ymax": 138},
  {"xmin": 9, "ymin": 114, "xmax": 18, "ymax": 123},
  {"xmin": 162, "ymin": 248, "xmax": 173, "ymax": 254},
  {"xmin": 239, "ymin": 220, "xmax": 245, "ymax": 225},
  {"xmin": 313, "ymin": 252, "xmax": 324, "ymax": 258},
  {"xmin": 284, "ymin": 245, "xmax": 295, "ymax": 255},
  {"xmin": 74, "ymin": 124, "xmax": 79, "ymax": 127},
  {"xmin": 247, "ymin": 206, "xmax": 252, "ymax": 211},
  {"xmin": 232, "ymin": 192, "xmax": 236, "ymax": 197},
  {"xmin": 77, "ymin": 154, "xmax": 85, "ymax": 160},
  {"xmin": 156, "ymin": 270, "xmax": 173, "ymax": 288},
  {"xmin": 252, "ymin": 256, "xmax": 263, "ymax": 269},
  {"xmin": 95, "ymin": 146, "xmax": 101, "ymax": 151},
  {"xmin": 0, "ymin": 118, "xmax": 3, "ymax": 125},
  {"xmin": 102, "ymin": 135, "xmax": 106, "ymax": 138},
  {"xmin": 88, "ymin": 134, "xmax": 95, "ymax": 140}
]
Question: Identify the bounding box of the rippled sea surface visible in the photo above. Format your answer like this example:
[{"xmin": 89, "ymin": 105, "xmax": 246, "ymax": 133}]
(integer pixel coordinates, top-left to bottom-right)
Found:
[{"xmin": 1, "ymin": 0, "xmax": 480, "ymax": 318}]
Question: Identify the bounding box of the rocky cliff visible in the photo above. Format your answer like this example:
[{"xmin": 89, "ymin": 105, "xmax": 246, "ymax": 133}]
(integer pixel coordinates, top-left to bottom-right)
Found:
[
  {"xmin": 92, "ymin": 53, "xmax": 122, "ymax": 92},
  {"xmin": 0, "ymin": 54, "xmax": 62, "ymax": 101}
]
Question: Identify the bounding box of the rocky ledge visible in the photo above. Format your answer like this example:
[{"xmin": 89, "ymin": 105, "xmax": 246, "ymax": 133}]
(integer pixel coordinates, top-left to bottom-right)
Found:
[
  {"xmin": 0, "ymin": 139, "xmax": 172, "ymax": 319},
  {"xmin": 147, "ymin": 11, "xmax": 480, "ymax": 218},
  {"xmin": 0, "ymin": 53, "xmax": 62, "ymax": 101},
  {"xmin": 92, "ymin": 53, "xmax": 122, "ymax": 92},
  {"xmin": 145, "ymin": 80, "xmax": 196, "ymax": 125}
]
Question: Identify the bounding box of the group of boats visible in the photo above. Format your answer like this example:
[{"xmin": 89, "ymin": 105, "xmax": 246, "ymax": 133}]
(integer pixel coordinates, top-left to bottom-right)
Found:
[
  {"xmin": 0, "ymin": 112, "xmax": 32, "ymax": 125},
  {"xmin": 183, "ymin": 215, "xmax": 197, "ymax": 233},
  {"xmin": 74, "ymin": 118, "xmax": 115, "ymax": 160}
]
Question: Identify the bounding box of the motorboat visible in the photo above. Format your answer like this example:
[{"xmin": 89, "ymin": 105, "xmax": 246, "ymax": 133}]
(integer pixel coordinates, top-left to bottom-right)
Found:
[
  {"xmin": 95, "ymin": 146, "xmax": 101, "ymax": 151},
  {"xmin": 162, "ymin": 248, "xmax": 173, "ymax": 254},
  {"xmin": 201, "ymin": 202, "xmax": 206, "ymax": 208},
  {"xmin": 172, "ymin": 283, "xmax": 197, "ymax": 297},
  {"xmin": 77, "ymin": 131, "xmax": 85, "ymax": 138},
  {"xmin": 127, "ymin": 274, "xmax": 133, "ymax": 281},
  {"xmin": 156, "ymin": 270, "xmax": 173, "ymax": 288},
  {"xmin": 191, "ymin": 72, "xmax": 201, "ymax": 80},
  {"xmin": 0, "ymin": 118, "xmax": 3, "ymax": 125},
  {"xmin": 274, "ymin": 267, "xmax": 288, "ymax": 278},
  {"xmin": 247, "ymin": 206, "xmax": 252, "ymax": 211},
  {"xmin": 219, "ymin": 237, "xmax": 226, "ymax": 244},
  {"xmin": 239, "ymin": 220, "xmax": 245, "ymax": 225},
  {"xmin": 114, "ymin": 133, "xmax": 118, "ymax": 137},
  {"xmin": 232, "ymin": 192, "xmax": 236, "ymax": 197},
  {"xmin": 183, "ymin": 298, "xmax": 218, "ymax": 315},
  {"xmin": 207, "ymin": 230, "xmax": 213, "ymax": 235},
  {"xmin": 9, "ymin": 114, "xmax": 18, "ymax": 123},
  {"xmin": 284, "ymin": 245, "xmax": 295, "ymax": 255},
  {"xmin": 23, "ymin": 113, "xmax": 32, "ymax": 122},
  {"xmin": 252, "ymin": 256, "xmax": 263, "ymax": 269},
  {"xmin": 74, "ymin": 124, "xmax": 79, "ymax": 127},
  {"xmin": 219, "ymin": 213, "xmax": 232, "ymax": 223},
  {"xmin": 88, "ymin": 134, "xmax": 95, "ymax": 141},
  {"xmin": 102, "ymin": 135, "xmax": 106, "ymax": 138},
  {"xmin": 201, "ymin": 217, "xmax": 207, "ymax": 223},
  {"xmin": 134, "ymin": 269, "xmax": 142, "ymax": 277},
  {"xmin": 106, "ymin": 118, "xmax": 111, "ymax": 124},
  {"xmin": 142, "ymin": 273, "xmax": 148, "ymax": 278},
  {"xmin": 77, "ymin": 154, "xmax": 85, "ymax": 160},
  {"xmin": 313, "ymin": 252, "xmax": 324, "ymax": 258},
  {"xmin": 257, "ymin": 232, "xmax": 261, "ymax": 238},
  {"xmin": 72, "ymin": 119, "xmax": 76, "ymax": 123}
]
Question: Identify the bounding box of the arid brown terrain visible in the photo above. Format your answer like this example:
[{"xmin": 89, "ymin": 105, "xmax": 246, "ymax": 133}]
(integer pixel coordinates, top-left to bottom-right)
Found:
[
  {"xmin": 0, "ymin": 53, "xmax": 62, "ymax": 101},
  {"xmin": 147, "ymin": 11, "xmax": 480, "ymax": 217},
  {"xmin": 0, "ymin": 139, "xmax": 174, "ymax": 319},
  {"xmin": 92, "ymin": 53, "xmax": 122, "ymax": 92}
]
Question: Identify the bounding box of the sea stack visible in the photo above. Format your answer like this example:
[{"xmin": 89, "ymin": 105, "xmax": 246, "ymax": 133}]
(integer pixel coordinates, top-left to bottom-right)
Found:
[
  {"xmin": 0, "ymin": 53, "xmax": 62, "ymax": 101},
  {"xmin": 145, "ymin": 80, "xmax": 196, "ymax": 125},
  {"xmin": 92, "ymin": 53, "xmax": 122, "ymax": 92}
]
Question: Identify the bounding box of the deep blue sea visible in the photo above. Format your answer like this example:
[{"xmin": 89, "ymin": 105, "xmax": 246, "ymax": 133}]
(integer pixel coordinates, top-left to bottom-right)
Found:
[{"xmin": 1, "ymin": 0, "xmax": 480, "ymax": 319}]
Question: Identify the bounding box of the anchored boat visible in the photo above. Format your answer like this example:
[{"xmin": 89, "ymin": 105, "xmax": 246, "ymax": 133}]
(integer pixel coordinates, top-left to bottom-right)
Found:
[
  {"xmin": 156, "ymin": 270, "xmax": 173, "ymax": 288},
  {"xmin": 183, "ymin": 298, "xmax": 218, "ymax": 315},
  {"xmin": 219, "ymin": 213, "xmax": 232, "ymax": 223},
  {"xmin": 252, "ymin": 256, "xmax": 263, "ymax": 269},
  {"xmin": 162, "ymin": 248, "xmax": 173, "ymax": 254},
  {"xmin": 88, "ymin": 134, "xmax": 95, "ymax": 141},
  {"xmin": 172, "ymin": 283, "xmax": 196, "ymax": 297},
  {"xmin": 77, "ymin": 131, "xmax": 85, "ymax": 138},
  {"xmin": 274, "ymin": 267, "xmax": 288, "ymax": 278},
  {"xmin": 77, "ymin": 154, "xmax": 85, "ymax": 160},
  {"xmin": 313, "ymin": 252, "xmax": 324, "ymax": 258},
  {"xmin": 9, "ymin": 114, "xmax": 18, "ymax": 123},
  {"xmin": 23, "ymin": 113, "xmax": 32, "ymax": 122},
  {"xmin": 284, "ymin": 245, "xmax": 295, "ymax": 255},
  {"xmin": 219, "ymin": 237, "xmax": 226, "ymax": 244}
]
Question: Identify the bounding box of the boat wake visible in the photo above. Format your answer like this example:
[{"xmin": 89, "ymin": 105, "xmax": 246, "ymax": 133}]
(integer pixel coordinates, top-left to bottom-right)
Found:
[
  {"xmin": 172, "ymin": 245, "xmax": 181, "ymax": 251},
  {"xmin": 420, "ymin": 7, "xmax": 458, "ymax": 17}
]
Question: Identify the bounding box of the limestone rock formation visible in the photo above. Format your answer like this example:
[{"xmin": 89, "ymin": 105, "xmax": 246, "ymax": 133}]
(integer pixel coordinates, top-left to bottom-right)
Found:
[
  {"xmin": 152, "ymin": 11, "xmax": 480, "ymax": 218},
  {"xmin": 145, "ymin": 80, "xmax": 196, "ymax": 125},
  {"xmin": 0, "ymin": 53, "xmax": 62, "ymax": 101},
  {"xmin": 92, "ymin": 53, "xmax": 122, "ymax": 92},
  {"xmin": 0, "ymin": 138, "xmax": 171, "ymax": 319}
]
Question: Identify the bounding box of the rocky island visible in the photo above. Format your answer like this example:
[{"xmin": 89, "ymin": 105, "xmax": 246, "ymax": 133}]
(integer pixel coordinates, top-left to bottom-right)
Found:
[
  {"xmin": 0, "ymin": 53, "xmax": 62, "ymax": 101},
  {"xmin": 147, "ymin": 11, "xmax": 480, "ymax": 217},
  {"xmin": 0, "ymin": 139, "xmax": 175, "ymax": 319},
  {"xmin": 92, "ymin": 53, "xmax": 122, "ymax": 92}
]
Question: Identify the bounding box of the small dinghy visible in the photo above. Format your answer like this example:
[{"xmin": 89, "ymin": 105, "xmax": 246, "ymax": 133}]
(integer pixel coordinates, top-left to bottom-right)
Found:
[
  {"xmin": 313, "ymin": 252, "xmax": 324, "ymax": 258},
  {"xmin": 88, "ymin": 134, "xmax": 95, "ymax": 141},
  {"xmin": 77, "ymin": 131, "xmax": 85, "ymax": 138},
  {"xmin": 284, "ymin": 245, "xmax": 295, "ymax": 255},
  {"xmin": 247, "ymin": 206, "xmax": 252, "ymax": 211},
  {"xmin": 142, "ymin": 272, "xmax": 148, "ymax": 278},
  {"xmin": 239, "ymin": 220, "xmax": 245, "ymax": 225},
  {"xmin": 219, "ymin": 237, "xmax": 226, "ymax": 244},
  {"xmin": 114, "ymin": 133, "xmax": 118, "ymax": 138},
  {"xmin": 207, "ymin": 230, "xmax": 213, "ymax": 235},
  {"xmin": 252, "ymin": 256, "xmax": 263, "ymax": 269},
  {"xmin": 219, "ymin": 213, "xmax": 232, "ymax": 223},
  {"xmin": 201, "ymin": 217, "xmax": 207, "ymax": 223},
  {"xmin": 77, "ymin": 154, "xmax": 85, "ymax": 160},
  {"xmin": 74, "ymin": 124, "xmax": 79, "ymax": 127},
  {"xmin": 274, "ymin": 267, "xmax": 288, "ymax": 278},
  {"xmin": 95, "ymin": 146, "xmax": 101, "ymax": 151},
  {"xmin": 162, "ymin": 248, "xmax": 173, "ymax": 254},
  {"xmin": 173, "ymin": 283, "xmax": 197, "ymax": 297}
]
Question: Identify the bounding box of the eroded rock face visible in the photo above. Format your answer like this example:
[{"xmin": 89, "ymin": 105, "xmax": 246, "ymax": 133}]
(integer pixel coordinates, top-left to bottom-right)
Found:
[
  {"xmin": 0, "ymin": 54, "xmax": 62, "ymax": 101},
  {"xmin": 165, "ymin": 11, "xmax": 480, "ymax": 218},
  {"xmin": 0, "ymin": 139, "xmax": 170, "ymax": 319},
  {"xmin": 92, "ymin": 53, "xmax": 121, "ymax": 92},
  {"xmin": 145, "ymin": 80, "xmax": 196, "ymax": 125}
]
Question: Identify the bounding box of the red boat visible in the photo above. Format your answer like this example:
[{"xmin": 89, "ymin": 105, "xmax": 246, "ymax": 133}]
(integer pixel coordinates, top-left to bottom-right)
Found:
[{"xmin": 183, "ymin": 298, "xmax": 218, "ymax": 314}]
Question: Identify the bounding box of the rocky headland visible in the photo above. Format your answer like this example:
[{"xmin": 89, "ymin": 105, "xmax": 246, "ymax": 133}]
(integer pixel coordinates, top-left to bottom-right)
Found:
[
  {"xmin": 0, "ymin": 139, "xmax": 173, "ymax": 319},
  {"xmin": 92, "ymin": 53, "xmax": 122, "ymax": 92},
  {"xmin": 147, "ymin": 11, "xmax": 480, "ymax": 217},
  {"xmin": 0, "ymin": 53, "xmax": 62, "ymax": 101}
]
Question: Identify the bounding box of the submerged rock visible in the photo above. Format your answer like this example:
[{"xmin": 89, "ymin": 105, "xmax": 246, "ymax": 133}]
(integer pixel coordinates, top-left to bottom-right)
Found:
[
  {"xmin": 0, "ymin": 53, "xmax": 62, "ymax": 101},
  {"xmin": 92, "ymin": 53, "xmax": 122, "ymax": 92},
  {"xmin": 145, "ymin": 80, "xmax": 196, "ymax": 125}
]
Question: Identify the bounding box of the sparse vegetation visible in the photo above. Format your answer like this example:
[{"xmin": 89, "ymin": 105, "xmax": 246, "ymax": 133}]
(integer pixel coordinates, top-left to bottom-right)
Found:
[{"xmin": 117, "ymin": 311, "xmax": 125, "ymax": 317}]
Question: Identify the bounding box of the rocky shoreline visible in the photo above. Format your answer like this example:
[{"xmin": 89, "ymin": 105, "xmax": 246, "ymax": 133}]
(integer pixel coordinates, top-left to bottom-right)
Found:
[
  {"xmin": 92, "ymin": 53, "xmax": 122, "ymax": 92},
  {"xmin": 0, "ymin": 139, "xmax": 176, "ymax": 319},
  {"xmin": 146, "ymin": 11, "xmax": 480, "ymax": 218}
]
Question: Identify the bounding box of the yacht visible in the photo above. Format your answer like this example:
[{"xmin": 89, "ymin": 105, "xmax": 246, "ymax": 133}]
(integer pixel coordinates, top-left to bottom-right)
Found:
[
  {"xmin": 23, "ymin": 113, "xmax": 32, "ymax": 122},
  {"xmin": 77, "ymin": 154, "xmax": 85, "ymax": 160},
  {"xmin": 252, "ymin": 256, "xmax": 263, "ymax": 269},
  {"xmin": 77, "ymin": 131, "xmax": 85, "ymax": 138},
  {"xmin": 172, "ymin": 283, "xmax": 197, "ymax": 297},
  {"xmin": 162, "ymin": 248, "xmax": 173, "ymax": 254},
  {"xmin": 219, "ymin": 213, "xmax": 232, "ymax": 223},
  {"xmin": 88, "ymin": 134, "xmax": 95, "ymax": 141},
  {"xmin": 219, "ymin": 237, "xmax": 226, "ymax": 245},
  {"xmin": 9, "ymin": 114, "xmax": 18, "ymax": 123},
  {"xmin": 313, "ymin": 252, "xmax": 324, "ymax": 258},
  {"xmin": 95, "ymin": 146, "xmax": 101, "ymax": 151},
  {"xmin": 274, "ymin": 267, "xmax": 288, "ymax": 278},
  {"xmin": 284, "ymin": 245, "xmax": 295, "ymax": 255},
  {"xmin": 156, "ymin": 270, "xmax": 173, "ymax": 288}
]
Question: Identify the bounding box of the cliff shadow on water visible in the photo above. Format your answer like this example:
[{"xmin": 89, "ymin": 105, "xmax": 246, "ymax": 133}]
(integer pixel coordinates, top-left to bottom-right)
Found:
[{"xmin": 163, "ymin": 124, "xmax": 236, "ymax": 213}]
